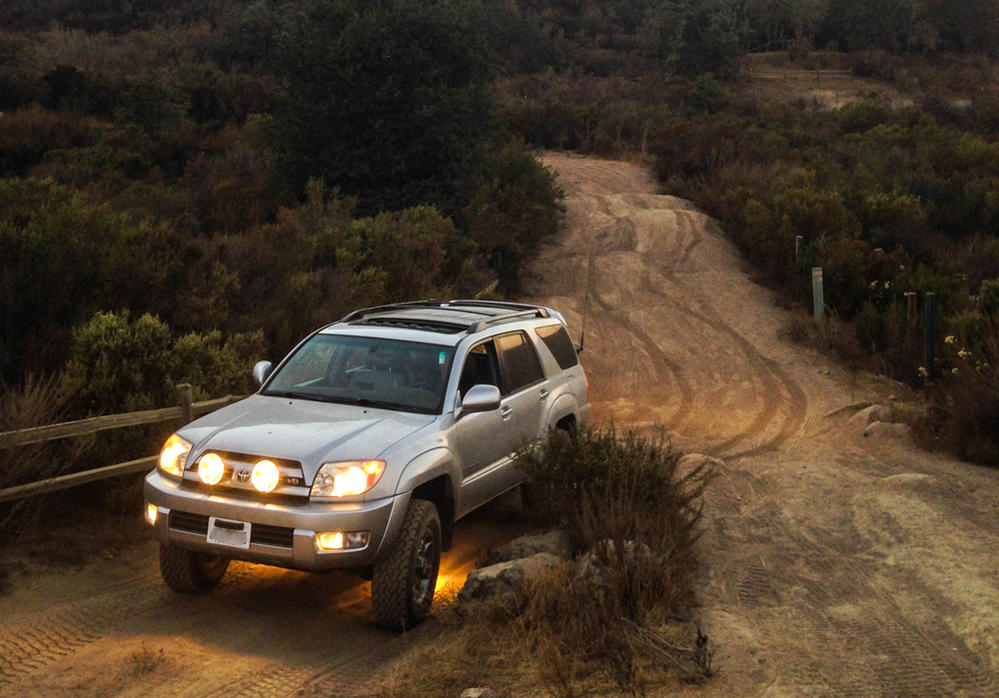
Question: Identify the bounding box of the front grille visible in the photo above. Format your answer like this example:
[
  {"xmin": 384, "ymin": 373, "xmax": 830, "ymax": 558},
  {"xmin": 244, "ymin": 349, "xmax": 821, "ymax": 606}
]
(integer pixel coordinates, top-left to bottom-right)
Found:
[
  {"xmin": 170, "ymin": 510, "xmax": 208, "ymax": 535},
  {"xmin": 251, "ymin": 523, "xmax": 295, "ymax": 548},
  {"xmin": 168, "ymin": 510, "xmax": 294, "ymax": 549}
]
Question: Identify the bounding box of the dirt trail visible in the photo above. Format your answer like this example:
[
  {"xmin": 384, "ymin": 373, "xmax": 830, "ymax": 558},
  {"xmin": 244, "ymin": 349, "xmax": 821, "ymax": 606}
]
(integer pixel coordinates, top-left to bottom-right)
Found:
[
  {"xmin": 0, "ymin": 501, "xmax": 530, "ymax": 697},
  {"xmin": 526, "ymin": 152, "xmax": 999, "ymax": 696}
]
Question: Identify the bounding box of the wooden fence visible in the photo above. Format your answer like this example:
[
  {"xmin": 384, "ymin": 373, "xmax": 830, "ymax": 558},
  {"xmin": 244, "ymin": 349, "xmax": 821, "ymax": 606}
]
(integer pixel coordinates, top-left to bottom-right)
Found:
[
  {"xmin": 0, "ymin": 385, "xmax": 245, "ymax": 503},
  {"xmin": 746, "ymin": 67, "xmax": 853, "ymax": 81}
]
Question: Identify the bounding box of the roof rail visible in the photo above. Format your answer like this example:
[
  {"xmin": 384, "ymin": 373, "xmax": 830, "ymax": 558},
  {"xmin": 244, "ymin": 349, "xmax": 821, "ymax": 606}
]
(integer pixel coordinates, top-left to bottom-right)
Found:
[
  {"xmin": 446, "ymin": 299, "xmax": 549, "ymax": 314},
  {"xmin": 465, "ymin": 308, "xmax": 549, "ymax": 334},
  {"xmin": 339, "ymin": 300, "xmax": 445, "ymax": 324},
  {"xmin": 337, "ymin": 299, "xmax": 550, "ymax": 333}
]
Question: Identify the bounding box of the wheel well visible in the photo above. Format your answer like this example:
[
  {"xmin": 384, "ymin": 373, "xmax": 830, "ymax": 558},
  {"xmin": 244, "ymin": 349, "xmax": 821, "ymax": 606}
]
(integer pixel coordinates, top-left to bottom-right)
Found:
[
  {"xmin": 411, "ymin": 475, "xmax": 455, "ymax": 551},
  {"xmin": 555, "ymin": 414, "xmax": 577, "ymax": 432}
]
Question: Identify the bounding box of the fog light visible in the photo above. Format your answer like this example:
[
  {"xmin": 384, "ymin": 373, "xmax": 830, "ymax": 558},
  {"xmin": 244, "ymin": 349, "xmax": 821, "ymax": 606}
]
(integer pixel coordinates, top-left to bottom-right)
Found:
[
  {"xmin": 251, "ymin": 460, "xmax": 280, "ymax": 493},
  {"xmin": 145, "ymin": 504, "xmax": 158, "ymax": 525},
  {"xmin": 316, "ymin": 531, "xmax": 344, "ymax": 551},
  {"xmin": 315, "ymin": 531, "xmax": 369, "ymax": 552},
  {"xmin": 198, "ymin": 452, "xmax": 225, "ymax": 485}
]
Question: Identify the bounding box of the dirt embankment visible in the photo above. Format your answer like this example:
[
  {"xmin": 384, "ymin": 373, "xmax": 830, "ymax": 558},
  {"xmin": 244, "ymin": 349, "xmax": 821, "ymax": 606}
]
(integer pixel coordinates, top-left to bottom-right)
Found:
[{"xmin": 1, "ymin": 152, "xmax": 997, "ymax": 696}]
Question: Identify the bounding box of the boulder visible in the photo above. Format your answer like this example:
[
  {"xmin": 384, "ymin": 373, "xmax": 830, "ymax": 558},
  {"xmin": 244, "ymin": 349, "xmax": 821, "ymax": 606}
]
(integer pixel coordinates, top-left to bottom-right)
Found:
[
  {"xmin": 849, "ymin": 404, "xmax": 895, "ymax": 427},
  {"xmin": 481, "ymin": 530, "xmax": 572, "ymax": 567},
  {"xmin": 460, "ymin": 689, "xmax": 502, "ymax": 698},
  {"xmin": 458, "ymin": 553, "xmax": 563, "ymax": 605},
  {"xmin": 862, "ymin": 421, "xmax": 913, "ymax": 442}
]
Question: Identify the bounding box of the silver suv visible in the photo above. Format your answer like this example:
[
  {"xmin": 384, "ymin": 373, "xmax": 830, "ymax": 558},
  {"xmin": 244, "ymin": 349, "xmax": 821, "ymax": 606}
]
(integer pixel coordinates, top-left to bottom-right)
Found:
[{"xmin": 144, "ymin": 300, "xmax": 590, "ymax": 629}]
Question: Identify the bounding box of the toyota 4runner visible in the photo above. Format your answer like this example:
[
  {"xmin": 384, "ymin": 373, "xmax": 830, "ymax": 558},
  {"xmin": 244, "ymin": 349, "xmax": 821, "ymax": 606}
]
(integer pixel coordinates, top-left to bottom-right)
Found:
[{"xmin": 144, "ymin": 300, "xmax": 590, "ymax": 630}]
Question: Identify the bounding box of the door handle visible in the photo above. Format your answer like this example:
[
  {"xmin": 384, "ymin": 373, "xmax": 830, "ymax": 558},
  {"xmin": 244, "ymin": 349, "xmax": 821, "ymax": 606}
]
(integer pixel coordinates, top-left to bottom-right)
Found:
[
  {"xmin": 539, "ymin": 388, "xmax": 550, "ymax": 401},
  {"xmin": 500, "ymin": 405, "xmax": 513, "ymax": 421}
]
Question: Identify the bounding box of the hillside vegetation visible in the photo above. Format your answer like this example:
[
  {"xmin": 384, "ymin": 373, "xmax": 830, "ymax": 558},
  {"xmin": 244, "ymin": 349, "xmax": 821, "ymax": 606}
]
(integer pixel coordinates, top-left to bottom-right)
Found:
[{"xmin": 4, "ymin": 2, "xmax": 999, "ymax": 498}]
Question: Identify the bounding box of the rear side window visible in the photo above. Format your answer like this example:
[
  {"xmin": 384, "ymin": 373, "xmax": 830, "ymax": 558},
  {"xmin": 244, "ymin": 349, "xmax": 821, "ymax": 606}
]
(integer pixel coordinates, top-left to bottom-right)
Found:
[
  {"xmin": 535, "ymin": 324, "xmax": 579, "ymax": 370},
  {"xmin": 496, "ymin": 332, "xmax": 544, "ymax": 394}
]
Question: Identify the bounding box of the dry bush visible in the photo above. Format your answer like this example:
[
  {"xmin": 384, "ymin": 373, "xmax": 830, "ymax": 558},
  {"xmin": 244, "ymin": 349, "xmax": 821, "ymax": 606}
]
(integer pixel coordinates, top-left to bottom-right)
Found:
[
  {"xmin": 926, "ymin": 322, "xmax": 999, "ymax": 466},
  {"xmin": 516, "ymin": 427, "xmax": 712, "ymax": 694},
  {"xmin": 782, "ymin": 310, "xmax": 864, "ymax": 368},
  {"xmin": 378, "ymin": 428, "xmax": 712, "ymax": 696},
  {"xmin": 0, "ymin": 374, "xmax": 83, "ymax": 545}
]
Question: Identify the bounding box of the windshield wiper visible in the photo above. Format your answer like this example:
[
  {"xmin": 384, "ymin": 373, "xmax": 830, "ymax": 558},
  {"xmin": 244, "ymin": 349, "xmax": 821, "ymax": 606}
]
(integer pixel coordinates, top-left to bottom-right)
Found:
[
  {"xmin": 263, "ymin": 390, "xmax": 321, "ymax": 401},
  {"xmin": 333, "ymin": 396, "xmax": 406, "ymax": 410}
]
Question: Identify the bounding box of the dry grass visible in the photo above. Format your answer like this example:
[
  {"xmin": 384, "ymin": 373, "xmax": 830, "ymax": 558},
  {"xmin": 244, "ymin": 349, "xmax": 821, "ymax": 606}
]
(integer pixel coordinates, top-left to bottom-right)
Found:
[
  {"xmin": 0, "ymin": 375, "xmax": 82, "ymax": 537},
  {"xmin": 377, "ymin": 427, "xmax": 713, "ymax": 697}
]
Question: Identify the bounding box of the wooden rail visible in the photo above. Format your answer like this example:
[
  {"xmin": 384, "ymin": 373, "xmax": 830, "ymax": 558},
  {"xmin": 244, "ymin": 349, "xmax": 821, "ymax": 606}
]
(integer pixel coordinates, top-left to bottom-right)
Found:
[
  {"xmin": 746, "ymin": 68, "xmax": 852, "ymax": 81},
  {"xmin": 0, "ymin": 387, "xmax": 246, "ymax": 503},
  {"xmin": 0, "ymin": 394, "xmax": 243, "ymax": 449}
]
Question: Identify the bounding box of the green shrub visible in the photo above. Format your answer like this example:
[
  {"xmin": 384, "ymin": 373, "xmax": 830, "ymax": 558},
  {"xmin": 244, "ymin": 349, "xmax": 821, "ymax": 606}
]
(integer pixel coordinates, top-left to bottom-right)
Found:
[{"xmin": 63, "ymin": 310, "xmax": 261, "ymax": 416}]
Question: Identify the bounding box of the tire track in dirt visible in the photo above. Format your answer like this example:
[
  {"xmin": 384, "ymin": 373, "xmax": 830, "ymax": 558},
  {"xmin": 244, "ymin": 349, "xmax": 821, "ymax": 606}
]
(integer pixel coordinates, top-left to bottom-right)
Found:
[
  {"xmin": 565, "ymin": 179, "xmax": 807, "ymax": 456},
  {"xmin": 712, "ymin": 503, "xmax": 998, "ymax": 697},
  {"xmin": 0, "ymin": 566, "xmax": 256, "ymax": 690},
  {"xmin": 637, "ymin": 247, "xmax": 806, "ymax": 458}
]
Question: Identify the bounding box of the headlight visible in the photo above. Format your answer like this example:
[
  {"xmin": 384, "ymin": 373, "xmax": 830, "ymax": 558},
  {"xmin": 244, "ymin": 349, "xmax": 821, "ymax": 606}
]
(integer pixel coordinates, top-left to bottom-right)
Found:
[
  {"xmin": 159, "ymin": 434, "xmax": 192, "ymax": 477},
  {"xmin": 251, "ymin": 459, "xmax": 281, "ymax": 493},
  {"xmin": 311, "ymin": 460, "xmax": 385, "ymax": 499},
  {"xmin": 197, "ymin": 452, "xmax": 225, "ymax": 485}
]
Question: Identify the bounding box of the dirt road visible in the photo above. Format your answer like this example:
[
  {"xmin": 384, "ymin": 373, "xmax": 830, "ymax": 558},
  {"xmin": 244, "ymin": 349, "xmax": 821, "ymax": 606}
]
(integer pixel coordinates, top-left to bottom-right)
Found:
[
  {"xmin": 526, "ymin": 152, "xmax": 999, "ymax": 696},
  {"xmin": 0, "ymin": 499, "xmax": 530, "ymax": 696},
  {"xmin": 2, "ymin": 152, "xmax": 998, "ymax": 696}
]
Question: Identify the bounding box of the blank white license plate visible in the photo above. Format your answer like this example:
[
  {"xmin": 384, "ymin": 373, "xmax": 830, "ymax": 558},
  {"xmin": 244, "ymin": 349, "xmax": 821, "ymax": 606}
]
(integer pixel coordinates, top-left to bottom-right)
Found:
[{"xmin": 207, "ymin": 517, "xmax": 251, "ymax": 549}]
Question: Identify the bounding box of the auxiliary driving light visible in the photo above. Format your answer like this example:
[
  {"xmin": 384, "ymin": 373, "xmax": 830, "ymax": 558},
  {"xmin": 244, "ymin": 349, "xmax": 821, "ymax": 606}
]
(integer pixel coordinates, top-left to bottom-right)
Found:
[
  {"xmin": 197, "ymin": 452, "xmax": 226, "ymax": 485},
  {"xmin": 315, "ymin": 531, "xmax": 370, "ymax": 552},
  {"xmin": 145, "ymin": 504, "xmax": 158, "ymax": 525},
  {"xmin": 251, "ymin": 460, "xmax": 280, "ymax": 493}
]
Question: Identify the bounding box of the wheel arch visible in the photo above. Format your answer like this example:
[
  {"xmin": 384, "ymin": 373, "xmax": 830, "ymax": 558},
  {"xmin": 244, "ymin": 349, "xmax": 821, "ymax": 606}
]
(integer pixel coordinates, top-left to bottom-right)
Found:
[{"xmin": 396, "ymin": 448, "xmax": 459, "ymax": 551}]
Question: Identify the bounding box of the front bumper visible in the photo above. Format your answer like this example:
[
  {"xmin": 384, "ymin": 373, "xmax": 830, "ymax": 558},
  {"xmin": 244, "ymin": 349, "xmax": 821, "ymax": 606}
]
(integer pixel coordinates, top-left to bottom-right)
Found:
[{"xmin": 143, "ymin": 470, "xmax": 409, "ymax": 570}]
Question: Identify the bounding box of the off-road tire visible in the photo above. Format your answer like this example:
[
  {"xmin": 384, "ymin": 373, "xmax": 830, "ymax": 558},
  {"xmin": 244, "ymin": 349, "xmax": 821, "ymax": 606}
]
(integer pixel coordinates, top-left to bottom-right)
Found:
[
  {"xmin": 159, "ymin": 544, "xmax": 230, "ymax": 593},
  {"xmin": 371, "ymin": 498, "xmax": 441, "ymax": 631}
]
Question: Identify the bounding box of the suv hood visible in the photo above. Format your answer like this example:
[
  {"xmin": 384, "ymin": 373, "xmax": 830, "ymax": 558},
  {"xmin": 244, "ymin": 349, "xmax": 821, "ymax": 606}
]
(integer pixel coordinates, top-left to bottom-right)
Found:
[{"xmin": 179, "ymin": 395, "xmax": 435, "ymax": 479}]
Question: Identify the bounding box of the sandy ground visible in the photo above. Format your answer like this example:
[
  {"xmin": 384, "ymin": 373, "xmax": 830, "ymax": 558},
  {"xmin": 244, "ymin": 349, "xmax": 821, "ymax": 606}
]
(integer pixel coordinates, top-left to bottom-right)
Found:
[
  {"xmin": 2, "ymin": 152, "xmax": 998, "ymax": 696},
  {"xmin": 524, "ymin": 152, "xmax": 999, "ymax": 696}
]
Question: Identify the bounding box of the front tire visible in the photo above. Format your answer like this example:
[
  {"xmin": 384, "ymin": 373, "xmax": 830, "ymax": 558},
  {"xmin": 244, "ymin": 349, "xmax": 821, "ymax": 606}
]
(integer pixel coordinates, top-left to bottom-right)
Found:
[
  {"xmin": 159, "ymin": 544, "xmax": 230, "ymax": 593},
  {"xmin": 371, "ymin": 498, "xmax": 441, "ymax": 631}
]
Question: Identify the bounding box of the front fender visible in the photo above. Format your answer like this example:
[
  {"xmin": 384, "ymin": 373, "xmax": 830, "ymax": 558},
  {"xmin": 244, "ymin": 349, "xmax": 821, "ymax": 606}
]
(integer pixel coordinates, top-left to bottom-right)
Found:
[{"xmin": 394, "ymin": 446, "xmax": 459, "ymax": 496}]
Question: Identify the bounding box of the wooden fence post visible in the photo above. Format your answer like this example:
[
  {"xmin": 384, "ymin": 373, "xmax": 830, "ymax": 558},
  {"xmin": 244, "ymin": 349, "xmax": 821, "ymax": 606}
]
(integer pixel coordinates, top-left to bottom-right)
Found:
[
  {"xmin": 812, "ymin": 267, "xmax": 824, "ymax": 320},
  {"xmin": 924, "ymin": 292, "xmax": 937, "ymax": 380},
  {"xmin": 906, "ymin": 291, "xmax": 917, "ymax": 326},
  {"xmin": 175, "ymin": 384, "xmax": 193, "ymax": 425}
]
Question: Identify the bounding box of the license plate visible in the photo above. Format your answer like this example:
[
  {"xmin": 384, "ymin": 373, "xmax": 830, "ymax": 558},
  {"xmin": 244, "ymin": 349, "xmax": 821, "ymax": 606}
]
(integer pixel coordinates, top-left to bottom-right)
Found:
[{"xmin": 207, "ymin": 517, "xmax": 251, "ymax": 549}]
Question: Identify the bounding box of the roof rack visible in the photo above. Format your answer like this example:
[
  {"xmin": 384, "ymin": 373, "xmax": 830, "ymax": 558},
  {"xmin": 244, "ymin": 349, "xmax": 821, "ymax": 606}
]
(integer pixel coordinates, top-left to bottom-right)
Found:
[
  {"xmin": 463, "ymin": 308, "xmax": 547, "ymax": 333},
  {"xmin": 337, "ymin": 299, "xmax": 550, "ymax": 334},
  {"xmin": 338, "ymin": 300, "xmax": 445, "ymax": 324}
]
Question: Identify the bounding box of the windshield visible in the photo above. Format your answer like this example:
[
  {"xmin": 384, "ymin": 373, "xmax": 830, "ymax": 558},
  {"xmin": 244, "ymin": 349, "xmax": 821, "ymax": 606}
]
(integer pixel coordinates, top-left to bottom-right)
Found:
[{"xmin": 262, "ymin": 334, "xmax": 454, "ymax": 414}]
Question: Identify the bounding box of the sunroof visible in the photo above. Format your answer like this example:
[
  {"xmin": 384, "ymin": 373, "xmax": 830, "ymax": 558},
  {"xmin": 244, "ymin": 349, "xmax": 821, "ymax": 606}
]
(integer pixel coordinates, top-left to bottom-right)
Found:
[{"xmin": 354, "ymin": 317, "xmax": 468, "ymax": 333}]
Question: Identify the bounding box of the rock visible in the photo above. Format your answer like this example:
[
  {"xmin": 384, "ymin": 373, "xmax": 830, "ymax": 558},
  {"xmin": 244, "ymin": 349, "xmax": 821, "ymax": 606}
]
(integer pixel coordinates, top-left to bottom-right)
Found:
[
  {"xmin": 576, "ymin": 539, "xmax": 655, "ymax": 592},
  {"xmin": 460, "ymin": 689, "xmax": 502, "ymax": 698},
  {"xmin": 849, "ymin": 404, "xmax": 895, "ymax": 427},
  {"xmin": 678, "ymin": 453, "xmax": 725, "ymax": 477},
  {"xmin": 862, "ymin": 421, "xmax": 913, "ymax": 442},
  {"xmin": 458, "ymin": 553, "xmax": 563, "ymax": 604},
  {"xmin": 880, "ymin": 473, "xmax": 936, "ymax": 488},
  {"xmin": 481, "ymin": 530, "xmax": 572, "ymax": 567}
]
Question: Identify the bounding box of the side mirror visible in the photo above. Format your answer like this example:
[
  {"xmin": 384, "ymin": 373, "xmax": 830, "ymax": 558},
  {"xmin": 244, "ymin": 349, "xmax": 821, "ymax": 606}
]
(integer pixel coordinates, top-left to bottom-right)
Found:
[
  {"xmin": 458, "ymin": 384, "xmax": 501, "ymax": 415},
  {"xmin": 252, "ymin": 360, "xmax": 273, "ymax": 387}
]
